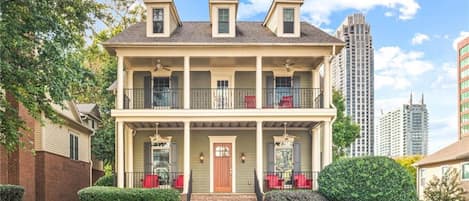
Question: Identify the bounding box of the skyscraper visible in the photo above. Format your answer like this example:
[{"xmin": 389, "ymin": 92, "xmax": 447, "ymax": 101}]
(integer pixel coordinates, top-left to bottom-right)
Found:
[
  {"xmin": 377, "ymin": 94, "xmax": 429, "ymax": 157},
  {"xmin": 458, "ymin": 36, "xmax": 469, "ymax": 139},
  {"xmin": 332, "ymin": 13, "xmax": 374, "ymax": 156}
]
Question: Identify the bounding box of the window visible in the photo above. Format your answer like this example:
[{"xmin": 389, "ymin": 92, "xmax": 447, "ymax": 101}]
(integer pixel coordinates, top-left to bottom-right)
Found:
[
  {"xmin": 153, "ymin": 8, "xmax": 164, "ymax": 33},
  {"xmin": 218, "ymin": 8, "xmax": 229, "ymax": 34},
  {"xmin": 441, "ymin": 166, "xmax": 449, "ymax": 177},
  {"xmin": 283, "ymin": 8, "xmax": 294, "ymax": 34},
  {"xmin": 463, "ymin": 163, "xmax": 469, "ymax": 180},
  {"xmin": 151, "ymin": 142, "xmax": 171, "ymax": 184},
  {"xmin": 91, "ymin": 120, "xmax": 95, "ymax": 129},
  {"xmin": 70, "ymin": 134, "xmax": 78, "ymax": 160},
  {"xmin": 215, "ymin": 80, "xmax": 230, "ymax": 108}
]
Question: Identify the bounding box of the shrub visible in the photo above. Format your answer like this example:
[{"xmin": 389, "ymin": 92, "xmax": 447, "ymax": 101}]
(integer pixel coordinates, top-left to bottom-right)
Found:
[
  {"xmin": 0, "ymin": 185, "xmax": 24, "ymax": 201},
  {"xmin": 424, "ymin": 168, "xmax": 467, "ymax": 201},
  {"xmin": 78, "ymin": 186, "xmax": 180, "ymax": 201},
  {"xmin": 264, "ymin": 191, "xmax": 329, "ymax": 201},
  {"xmin": 94, "ymin": 174, "xmax": 115, "ymax": 186},
  {"xmin": 318, "ymin": 156, "xmax": 417, "ymax": 201}
]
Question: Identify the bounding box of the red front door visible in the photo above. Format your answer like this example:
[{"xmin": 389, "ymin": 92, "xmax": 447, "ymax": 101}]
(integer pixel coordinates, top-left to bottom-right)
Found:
[{"xmin": 213, "ymin": 143, "xmax": 232, "ymax": 192}]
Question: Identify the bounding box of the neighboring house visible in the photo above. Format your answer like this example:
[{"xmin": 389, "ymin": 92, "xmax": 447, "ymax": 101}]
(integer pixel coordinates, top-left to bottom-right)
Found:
[
  {"xmin": 103, "ymin": 0, "xmax": 342, "ymax": 197},
  {"xmin": 0, "ymin": 96, "xmax": 94, "ymax": 201},
  {"xmin": 76, "ymin": 103, "xmax": 105, "ymax": 183}
]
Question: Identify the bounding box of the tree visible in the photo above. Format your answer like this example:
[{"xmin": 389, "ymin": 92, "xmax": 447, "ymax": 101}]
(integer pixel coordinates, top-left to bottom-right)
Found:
[
  {"xmin": 0, "ymin": 0, "xmax": 104, "ymax": 152},
  {"xmin": 332, "ymin": 90, "xmax": 360, "ymax": 159},
  {"xmin": 394, "ymin": 155, "xmax": 423, "ymax": 186},
  {"xmin": 424, "ymin": 168, "xmax": 467, "ymax": 201}
]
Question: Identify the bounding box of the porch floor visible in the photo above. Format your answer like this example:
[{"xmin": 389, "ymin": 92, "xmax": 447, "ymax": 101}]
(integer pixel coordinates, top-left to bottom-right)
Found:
[{"xmin": 181, "ymin": 193, "xmax": 257, "ymax": 201}]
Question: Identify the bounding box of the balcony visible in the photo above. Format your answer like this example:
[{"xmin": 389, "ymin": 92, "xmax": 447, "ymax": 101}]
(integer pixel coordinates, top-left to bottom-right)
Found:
[{"xmin": 123, "ymin": 88, "xmax": 323, "ymax": 109}]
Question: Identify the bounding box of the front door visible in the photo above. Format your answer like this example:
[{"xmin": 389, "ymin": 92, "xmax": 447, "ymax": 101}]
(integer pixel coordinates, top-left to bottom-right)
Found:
[{"xmin": 213, "ymin": 143, "xmax": 232, "ymax": 192}]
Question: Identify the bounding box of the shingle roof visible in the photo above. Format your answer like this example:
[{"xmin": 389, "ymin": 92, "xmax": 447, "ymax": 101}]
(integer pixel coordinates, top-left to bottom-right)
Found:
[
  {"xmin": 414, "ymin": 137, "xmax": 469, "ymax": 166},
  {"xmin": 103, "ymin": 21, "xmax": 343, "ymax": 45}
]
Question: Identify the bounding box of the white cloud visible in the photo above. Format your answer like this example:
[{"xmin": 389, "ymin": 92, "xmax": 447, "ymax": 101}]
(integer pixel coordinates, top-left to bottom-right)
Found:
[
  {"xmin": 453, "ymin": 31, "xmax": 469, "ymax": 50},
  {"xmin": 428, "ymin": 115, "xmax": 458, "ymax": 154},
  {"xmin": 375, "ymin": 75, "xmax": 411, "ymax": 90},
  {"xmin": 411, "ymin": 33, "xmax": 429, "ymax": 45},
  {"xmin": 432, "ymin": 62, "xmax": 457, "ymax": 89},
  {"xmin": 384, "ymin": 11, "xmax": 394, "ymax": 17},
  {"xmin": 238, "ymin": 0, "xmax": 420, "ymax": 26}
]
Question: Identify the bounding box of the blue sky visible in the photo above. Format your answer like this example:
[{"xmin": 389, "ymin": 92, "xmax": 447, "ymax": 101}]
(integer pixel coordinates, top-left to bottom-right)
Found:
[{"xmin": 127, "ymin": 0, "xmax": 469, "ymax": 153}]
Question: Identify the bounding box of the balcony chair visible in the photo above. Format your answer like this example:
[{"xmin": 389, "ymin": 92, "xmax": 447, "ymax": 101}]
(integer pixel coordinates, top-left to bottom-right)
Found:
[
  {"xmin": 265, "ymin": 174, "xmax": 284, "ymax": 190},
  {"xmin": 279, "ymin": 96, "xmax": 293, "ymax": 108},
  {"xmin": 142, "ymin": 174, "xmax": 159, "ymax": 188},
  {"xmin": 293, "ymin": 174, "xmax": 313, "ymax": 189},
  {"xmin": 172, "ymin": 175, "xmax": 184, "ymax": 190},
  {"xmin": 244, "ymin": 96, "xmax": 256, "ymax": 108}
]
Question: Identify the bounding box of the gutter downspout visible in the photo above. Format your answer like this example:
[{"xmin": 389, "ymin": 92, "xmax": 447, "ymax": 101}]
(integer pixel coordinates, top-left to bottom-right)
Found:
[{"xmin": 89, "ymin": 131, "xmax": 96, "ymax": 186}]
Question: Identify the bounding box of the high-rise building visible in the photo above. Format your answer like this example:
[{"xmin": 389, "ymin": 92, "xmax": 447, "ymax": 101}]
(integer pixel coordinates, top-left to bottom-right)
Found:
[
  {"xmin": 458, "ymin": 36, "xmax": 469, "ymax": 139},
  {"xmin": 332, "ymin": 13, "xmax": 374, "ymax": 156},
  {"xmin": 377, "ymin": 94, "xmax": 429, "ymax": 157}
]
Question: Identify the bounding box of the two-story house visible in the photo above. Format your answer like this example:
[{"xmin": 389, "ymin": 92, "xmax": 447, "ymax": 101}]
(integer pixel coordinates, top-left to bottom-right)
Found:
[{"xmin": 103, "ymin": 0, "xmax": 343, "ymax": 197}]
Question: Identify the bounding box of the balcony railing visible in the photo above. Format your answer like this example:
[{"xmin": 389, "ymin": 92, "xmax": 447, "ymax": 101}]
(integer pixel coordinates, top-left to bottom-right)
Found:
[
  {"xmin": 263, "ymin": 171, "xmax": 318, "ymax": 191},
  {"xmin": 123, "ymin": 88, "xmax": 322, "ymax": 109},
  {"xmin": 125, "ymin": 172, "xmax": 184, "ymax": 191}
]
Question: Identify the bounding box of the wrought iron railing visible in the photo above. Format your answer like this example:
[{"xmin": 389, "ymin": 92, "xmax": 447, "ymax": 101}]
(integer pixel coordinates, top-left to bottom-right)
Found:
[
  {"xmin": 263, "ymin": 171, "xmax": 318, "ymax": 192},
  {"xmin": 122, "ymin": 88, "xmax": 323, "ymax": 109},
  {"xmin": 124, "ymin": 172, "xmax": 184, "ymax": 191},
  {"xmin": 254, "ymin": 169, "xmax": 263, "ymax": 201}
]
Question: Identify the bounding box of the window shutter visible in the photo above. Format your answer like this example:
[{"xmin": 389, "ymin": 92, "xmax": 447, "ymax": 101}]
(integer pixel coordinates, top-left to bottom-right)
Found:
[
  {"xmin": 144, "ymin": 76, "xmax": 152, "ymax": 109},
  {"xmin": 293, "ymin": 143, "xmax": 301, "ymax": 172},
  {"xmin": 171, "ymin": 143, "xmax": 178, "ymax": 173},
  {"xmin": 170, "ymin": 76, "xmax": 179, "ymax": 108},
  {"xmin": 265, "ymin": 76, "xmax": 274, "ymax": 107},
  {"xmin": 267, "ymin": 143, "xmax": 274, "ymax": 172},
  {"xmin": 75, "ymin": 136, "xmax": 79, "ymax": 160},
  {"xmin": 144, "ymin": 142, "xmax": 151, "ymax": 174},
  {"xmin": 70, "ymin": 135, "xmax": 73, "ymax": 159},
  {"xmin": 293, "ymin": 76, "xmax": 301, "ymax": 108}
]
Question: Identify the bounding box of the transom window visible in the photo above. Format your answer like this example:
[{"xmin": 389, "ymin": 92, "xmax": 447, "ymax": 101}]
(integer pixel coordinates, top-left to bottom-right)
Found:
[
  {"xmin": 283, "ymin": 8, "xmax": 294, "ymax": 34},
  {"xmin": 215, "ymin": 145, "xmax": 230, "ymax": 157},
  {"xmin": 69, "ymin": 134, "xmax": 78, "ymax": 160},
  {"xmin": 218, "ymin": 8, "xmax": 229, "ymax": 34},
  {"xmin": 275, "ymin": 77, "xmax": 292, "ymax": 88},
  {"xmin": 153, "ymin": 8, "xmax": 164, "ymax": 33}
]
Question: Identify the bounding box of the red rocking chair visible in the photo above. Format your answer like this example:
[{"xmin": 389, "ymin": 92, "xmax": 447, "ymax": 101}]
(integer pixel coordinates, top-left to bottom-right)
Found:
[
  {"xmin": 245, "ymin": 96, "xmax": 256, "ymax": 108},
  {"xmin": 279, "ymin": 96, "xmax": 293, "ymax": 108},
  {"xmin": 265, "ymin": 174, "xmax": 284, "ymax": 190},
  {"xmin": 293, "ymin": 174, "xmax": 313, "ymax": 189},
  {"xmin": 172, "ymin": 175, "xmax": 184, "ymax": 190},
  {"xmin": 142, "ymin": 174, "xmax": 159, "ymax": 188}
]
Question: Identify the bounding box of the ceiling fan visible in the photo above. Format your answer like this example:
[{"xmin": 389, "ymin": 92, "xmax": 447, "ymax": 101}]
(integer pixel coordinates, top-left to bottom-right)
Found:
[
  {"xmin": 153, "ymin": 59, "xmax": 171, "ymax": 71},
  {"xmin": 281, "ymin": 59, "xmax": 296, "ymax": 72}
]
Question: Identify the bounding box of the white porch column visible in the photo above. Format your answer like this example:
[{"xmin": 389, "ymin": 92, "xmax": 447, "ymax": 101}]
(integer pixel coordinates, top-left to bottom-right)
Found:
[
  {"xmin": 184, "ymin": 56, "xmax": 190, "ymax": 109},
  {"xmin": 256, "ymin": 121, "xmax": 263, "ymax": 192},
  {"xmin": 256, "ymin": 56, "xmax": 263, "ymax": 109},
  {"xmin": 128, "ymin": 128, "xmax": 134, "ymax": 187},
  {"xmin": 322, "ymin": 121, "xmax": 333, "ymax": 168},
  {"xmin": 126, "ymin": 70, "xmax": 134, "ymax": 109},
  {"xmin": 183, "ymin": 121, "xmax": 190, "ymax": 193},
  {"xmin": 117, "ymin": 120, "xmax": 125, "ymax": 187},
  {"xmin": 312, "ymin": 126, "xmax": 321, "ymax": 190},
  {"xmin": 117, "ymin": 56, "xmax": 124, "ymax": 109},
  {"xmin": 323, "ymin": 56, "xmax": 331, "ymax": 108}
]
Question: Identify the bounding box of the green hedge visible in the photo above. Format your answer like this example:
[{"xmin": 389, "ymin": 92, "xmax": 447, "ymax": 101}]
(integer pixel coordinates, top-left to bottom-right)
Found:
[
  {"xmin": 318, "ymin": 156, "xmax": 417, "ymax": 201},
  {"xmin": 264, "ymin": 191, "xmax": 328, "ymax": 201},
  {"xmin": 94, "ymin": 174, "xmax": 115, "ymax": 186},
  {"xmin": 78, "ymin": 186, "xmax": 180, "ymax": 201},
  {"xmin": 0, "ymin": 185, "xmax": 24, "ymax": 201}
]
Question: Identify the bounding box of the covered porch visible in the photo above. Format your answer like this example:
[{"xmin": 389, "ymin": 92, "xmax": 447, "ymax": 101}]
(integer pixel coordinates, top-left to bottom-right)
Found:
[{"xmin": 116, "ymin": 119, "xmax": 333, "ymax": 193}]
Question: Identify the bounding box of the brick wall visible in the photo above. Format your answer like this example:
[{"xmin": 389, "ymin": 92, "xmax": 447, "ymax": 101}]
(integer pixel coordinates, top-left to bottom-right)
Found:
[{"xmin": 36, "ymin": 151, "xmax": 90, "ymax": 201}]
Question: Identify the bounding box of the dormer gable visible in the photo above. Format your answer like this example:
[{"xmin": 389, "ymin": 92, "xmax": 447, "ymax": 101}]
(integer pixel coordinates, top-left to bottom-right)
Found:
[
  {"xmin": 144, "ymin": 0, "xmax": 182, "ymax": 37},
  {"xmin": 263, "ymin": 0, "xmax": 303, "ymax": 37},
  {"xmin": 209, "ymin": 0, "xmax": 238, "ymax": 38}
]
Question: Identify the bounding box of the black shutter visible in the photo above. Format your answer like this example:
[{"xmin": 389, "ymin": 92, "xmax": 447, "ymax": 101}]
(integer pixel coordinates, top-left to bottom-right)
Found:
[
  {"xmin": 293, "ymin": 143, "xmax": 301, "ymax": 172},
  {"xmin": 69, "ymin": 135, "xmax": 73, "ymax": 159},
  {"xmin": 267, "ymin": 143, "xmax": 274, "ymax": 172},
  {"xmin": 170, "ymin": 76, "xmax": 179, "ymax": 108},
  {"xmin": 171, "ymin": 143, "xmax": 177, "ymax": 172},
  {"xmin": 144, "ymin": 76, "xmax": 152, "ymax": 109},
  {"xmin": 75, "ymin": 136, "xmax": 79, "ymax": 160},
  {"xmin": 144, "ymin": 142, "xmax": 151, "ymax": 174},
  {"xmin": 293, "ymin": 76, "xmax": 301, "ymax": 108},
  {"xmin": 266, "ymin": 76, "xmax": 274, "ymax": 107}
]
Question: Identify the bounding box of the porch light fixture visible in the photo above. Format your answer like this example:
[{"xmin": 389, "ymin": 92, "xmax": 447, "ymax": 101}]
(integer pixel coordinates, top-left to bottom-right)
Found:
[
  {"xmin": 241, "ymin": 153, "xmax": 246, "ymax": 163},
  {"xmin": 150, "ymin": 123, "xmax": 172, "ymax": 147},
  {"xmin": 199, "ymin": 152, "xmax": 205, "ymax": 163},
  {"xmin": 273, "ymin": 122, "xmax": 296, "ymax": 146}
]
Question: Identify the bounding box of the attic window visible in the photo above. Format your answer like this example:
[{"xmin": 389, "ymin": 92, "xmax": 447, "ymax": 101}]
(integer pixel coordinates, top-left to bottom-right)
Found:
[
  {"xmin": 283, "ymin": 8, "xmax": 294, "ymax": 34},
  {"xmin": 218, "ymin": 8, "xmax": 229, "ymax": 34},
  {"xmin": 153, "ymin": 8, "xmax": 164, "ymax": 33}
]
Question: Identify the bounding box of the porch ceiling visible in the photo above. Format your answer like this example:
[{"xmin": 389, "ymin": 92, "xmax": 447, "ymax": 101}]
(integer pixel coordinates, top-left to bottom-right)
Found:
[{"xmin": 126, "ymin": 121, "xmax": 319, "ymax": 130}]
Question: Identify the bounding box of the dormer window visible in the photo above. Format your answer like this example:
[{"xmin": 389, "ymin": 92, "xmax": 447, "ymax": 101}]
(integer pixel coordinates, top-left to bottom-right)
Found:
[
  {"xmin": 283, "ymin": 8, "xmax": 294, "ymax": 34},
  {"xmin": 153, "ymin": 8, "xmax": 164, "ymax": 33},
  {"xmin": 218, "ymin": 8, "xmax": 229, "ymax": 34}
]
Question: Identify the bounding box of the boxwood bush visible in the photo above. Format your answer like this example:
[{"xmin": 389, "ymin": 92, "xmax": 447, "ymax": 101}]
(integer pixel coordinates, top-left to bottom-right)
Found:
[
  {"xmin": 318, "ymin": 156, "xmax": 417, "ymax": 201},
  {"xmin": 94, "ymin": 174, "xmax": 115, "ymax": 186},
  {"xmin": 264, "ymin": 191, "xmax": 329, "ymax": 201},
  {"xmin": 78, "ymin": 186, "xmax": 180, "ymax": 201},
  {"xmin": 0, "ymin": 185, "xmax": 24, "ymax": 201}
]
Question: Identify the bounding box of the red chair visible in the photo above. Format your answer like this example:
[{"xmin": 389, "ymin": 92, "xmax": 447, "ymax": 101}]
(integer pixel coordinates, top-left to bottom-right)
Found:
[
  {"xmin": 245, "ymin": 96, "xmax": 256, "ymax": 108},
  {"xmin": 265, "ymin": 175, "xmax": 284, "ymax": 190},
  {"xmin": 172, "ymin": 175, "xmax": 184, "ymax": 190},
  {"xmin": 142, "ymin": 174, "xmax": 159, "ymax": 188},
  {"xmin": 279, "ymin": 96, "xmax": 293, "ymax": 108},
  {"xmin": 293, "ymin": 174, "xmax": 313, "ymax": 189}
]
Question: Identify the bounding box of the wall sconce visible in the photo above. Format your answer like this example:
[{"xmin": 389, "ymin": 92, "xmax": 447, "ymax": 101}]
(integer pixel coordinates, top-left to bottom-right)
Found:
[
  {"xmin": 199, "ymin": 152, "xmax": 205, "ymax": 163},
  {"xmin": 241, "ymin": 153, "xmax": 246, "ymax": 163}
]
